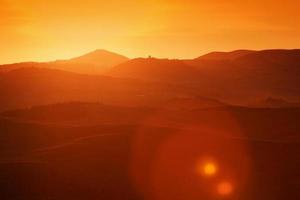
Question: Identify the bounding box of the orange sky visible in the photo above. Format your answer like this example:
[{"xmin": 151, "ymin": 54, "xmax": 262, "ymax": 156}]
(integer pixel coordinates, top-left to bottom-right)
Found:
[{"xmin": 1, "ymin": 0, "xmax": 300, "ymax": 64}]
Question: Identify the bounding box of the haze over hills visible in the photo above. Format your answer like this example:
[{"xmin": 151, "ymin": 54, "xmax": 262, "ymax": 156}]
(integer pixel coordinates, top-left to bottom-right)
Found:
[
  {"xmin": 0, "ymin": 49, "xmax": 129, "ymax": 74},
  {"xmin": 108, "ymin": 57, "xmax": 200, "ymax": 82},
  {"xmin": 0, "ymin": 49, "xmax": 300, "ymax": 110},
  {"xmin": 189, "ymin": 49, "xmax": 300, "ymax": 69},
  {"xmin": 192, "ymin": 49, "xmax": 300, "ymax": 104},
  {"xmin": 67, "ymin": 49, "xmax": 129, "ymax": 65},
  {"xmin": 55, "ymin": 49, "xmax": 129, "ymax": 73},
  {"xmin": 0, "ymin": 48, "xmax": 300, "ymax": 200},
  {"xmin": 0, "ymin": 67, "xmax": 201, "ymax": 112},
  {"xmin": 108, "ymin": 49, "xmax": 300, "ymax": 104}
]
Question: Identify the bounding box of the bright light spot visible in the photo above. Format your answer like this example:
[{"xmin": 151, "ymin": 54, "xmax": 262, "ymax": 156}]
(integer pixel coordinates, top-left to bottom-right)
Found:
[
  {"xmin": 196, "ymin": 161, "xmax": 217, "ymax": 176},
  {"xmin": 203, "ymin": 163, "xmax": 217, "ymax": 176},
  {"xmin": 217, "ymin": 181, "xmax": 233, "ymax": 196}
]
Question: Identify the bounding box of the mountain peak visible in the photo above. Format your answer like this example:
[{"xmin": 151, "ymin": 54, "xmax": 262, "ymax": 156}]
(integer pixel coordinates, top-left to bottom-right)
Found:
[
  {"xmin": 47, "ymin": 49, "xmax": 131, "ymax": 74},
  {"xmin": 84, "ymin": 49, "xmax": 124, "ymax": 56},
  {"xmin": 69, "ymin": 49, "xmax": 129, "ymax": 64}
]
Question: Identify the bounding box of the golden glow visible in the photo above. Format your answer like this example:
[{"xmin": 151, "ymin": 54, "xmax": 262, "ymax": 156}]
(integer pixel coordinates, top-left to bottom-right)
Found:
[
  {"xmin": 203, "ymin": 163, "xmax": 217, "ymax": 176},
  {"xmin": 1, "ymin": 0, "xmax": 300, "ymax": 63},
  {"xmin": 217, "ymin": 181, "xmax": 233, "ymax": 196},
  {"xmin": 196, "ymin": 160, "xmax": 218, "ymax": 177}
]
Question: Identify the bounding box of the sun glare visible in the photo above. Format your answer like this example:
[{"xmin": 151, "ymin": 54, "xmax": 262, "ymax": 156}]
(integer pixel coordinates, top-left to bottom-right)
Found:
[
  {"xmin": 197, "ymin": 161, "xmax": 218, "ymax": 177},
  {"xmin": 204, "ymin": 163, "xmax": 217, "ymax": 176}
]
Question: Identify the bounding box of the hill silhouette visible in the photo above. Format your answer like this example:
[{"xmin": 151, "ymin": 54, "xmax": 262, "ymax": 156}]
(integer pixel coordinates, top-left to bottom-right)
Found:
[
  {"xmin": 0, "ymin": 49, "xmax": 129, "ymax": 74},
  {"xmin": 194, "ymin": 49, "xmax": 300, "ymax": 104},
  {"xmin": 67, "ymin": 49, "xmax": 129, "ymax": 65},
  {"xmin": 108, "ymin": 57, "xmax": 200, "ymax": 82},
  {"xmin": 1, "ymin": 49, "xmax": 300, "ymax": 111},
  {"xmin": 106, "ymin": 49, "xmax": 300, "ymax": 104},
  {"xmin": 196, "ymin": 50, "xmax": 255, "ymax": 60},
  {"xmin": 56, "ymin": 49, "xmax": 129, "ymax": 73}
]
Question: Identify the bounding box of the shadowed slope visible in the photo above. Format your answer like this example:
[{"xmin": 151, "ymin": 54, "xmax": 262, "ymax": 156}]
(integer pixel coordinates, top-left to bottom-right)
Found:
[
  {"xmin": 1, "ymin": 102, "xmax": 153, "ymax": 125},
  {"xmin": 108, "ymin": 58, "xmax": 200, "ymax": 82},
  {"xmin": 248, "ymin": 97, "xmax": 300, "ymax": 108},
  {"xmin": 188, "ymin": 49, "xmax": 300, "ymax": 104},
  {"xmin": 0, "ymin": 67, "xmax": 201, "ymax": 111},
  {"xmin": 0, "ymin": 103, "xmax": 299, "ymax": 200}
]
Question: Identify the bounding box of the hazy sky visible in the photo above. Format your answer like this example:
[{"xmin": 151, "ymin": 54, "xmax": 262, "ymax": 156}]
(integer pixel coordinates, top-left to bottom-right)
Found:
[{"xmin": 1, "ymin": 0, "xmax": 300, "ymax": 63}]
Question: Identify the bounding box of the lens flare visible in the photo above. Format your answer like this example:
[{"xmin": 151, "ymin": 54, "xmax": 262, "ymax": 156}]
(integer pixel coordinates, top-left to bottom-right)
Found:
[
  {"xmin": 203, "ymin": 163, "xmax": 217, "ymax": 176},
  {"xmin": 196, "ymin": 161, "xmax": 218, "ymax": 177},
  {"xmin": 217, "ymin": 181, "xmax": 233, "ymax": 196}
]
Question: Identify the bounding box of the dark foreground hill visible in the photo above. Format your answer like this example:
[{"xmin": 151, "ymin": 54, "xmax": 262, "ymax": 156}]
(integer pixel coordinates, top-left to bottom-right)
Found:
[{"xmin": 0, "ymin": 103, "xmax": 299, "ymax": 200}]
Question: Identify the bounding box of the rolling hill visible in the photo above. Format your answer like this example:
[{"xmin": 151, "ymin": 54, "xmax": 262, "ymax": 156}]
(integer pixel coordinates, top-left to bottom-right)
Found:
[
  {"xmin": 0, "ymin": 67, "xmax": 202, "ymax": 111},
  {"xmin": 1, "ymin": 49, "xmax": 300, "ymax": 108},
  {"xmin": 107, "ymin": 49, "xmax": 300, "ymax": 104},
  {"xmin": 192, "ymin": 49, "xmax": 300, "ymax": 104},
  {"xmin": 195, "ymin": 49, "xmax": 255, "ymax": 61},
  {"xmin": 108, "ymin": 57, "xmax": 200, "ymax": 82},
  {"xmin": 0, "ymin": 102, "xmax": 299, "ymax": 200}
]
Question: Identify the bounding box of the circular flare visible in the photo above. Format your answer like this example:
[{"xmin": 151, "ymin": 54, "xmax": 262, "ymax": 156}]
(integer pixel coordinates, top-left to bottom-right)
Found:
[
  {"xmin": 217, "ymin": 181, "xmax": 233, "ymax": 196},
  {"xmin": 203, "ymin": 162, "xmax": 217, "ymax": 176}
]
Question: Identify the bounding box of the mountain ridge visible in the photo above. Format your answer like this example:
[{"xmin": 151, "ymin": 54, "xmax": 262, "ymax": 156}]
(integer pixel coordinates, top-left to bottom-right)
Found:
[{"xmin": 0, "ymin": 49, "xmax": 129, "ymax": 74}]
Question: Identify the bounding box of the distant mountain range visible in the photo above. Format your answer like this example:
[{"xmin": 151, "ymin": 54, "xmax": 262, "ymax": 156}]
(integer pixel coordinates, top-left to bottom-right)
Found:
[
  {"xmin": 109, "ymin": 49, "xmax": 300, "ymax": 104},
  {"xmin": 1, "ymin": 49, "xmax": 300, "ymax": 200},
  {"xmin": 0, "ymin": 49, "xmax": 299, "ymax": 109}
]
